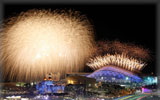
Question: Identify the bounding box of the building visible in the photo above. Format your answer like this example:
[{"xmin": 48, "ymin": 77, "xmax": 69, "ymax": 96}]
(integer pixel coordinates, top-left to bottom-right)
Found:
[
  {"xmin": 36, "ymin": 74, "xmax": 64, "ymax": 94},
  {"xmin": 87, "ymin": 66, "xmax": 143, "ymax": 87}
]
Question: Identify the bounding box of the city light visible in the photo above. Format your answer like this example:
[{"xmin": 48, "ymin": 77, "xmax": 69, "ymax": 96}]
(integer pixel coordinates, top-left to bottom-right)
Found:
[{"xmin": 0, "ymin": 5, "xmax": 157, "ymax": 100}]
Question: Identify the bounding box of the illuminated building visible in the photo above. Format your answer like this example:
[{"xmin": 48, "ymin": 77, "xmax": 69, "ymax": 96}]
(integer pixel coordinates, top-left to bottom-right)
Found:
[
  {"xmin": 143, "ymin": 76, "xmax": 158, "ymax": 85},
  {"xmin": 87, "ymin": 66, "xmax": 143, "ymax": 85},
  {"xmin": 65, "ymin": 72, "xmax": 91, "ymax": 77},
  {"xmin": 142, "ymin": 87, "xmax": 152, "ymax": 93},
  {"xmin": 86, "ymin": 51, "xmax": 148, "ymax": 86},
  {"xmin": 66, "ymin": 76, "xmax": 96, "ymax": 86},
  {"xmin": 36, "ymin": 74, "xmax": 65, "ymax": 94},
  {"xmin": 45, "ymin": 73, "xmax": 61, "ymax": 81}
]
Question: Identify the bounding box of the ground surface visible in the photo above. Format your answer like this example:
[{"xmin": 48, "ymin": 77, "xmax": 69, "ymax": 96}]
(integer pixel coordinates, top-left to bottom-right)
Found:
[{"xmin": 115, "ymin": 94, "xmax": 160, "ymax": 100}]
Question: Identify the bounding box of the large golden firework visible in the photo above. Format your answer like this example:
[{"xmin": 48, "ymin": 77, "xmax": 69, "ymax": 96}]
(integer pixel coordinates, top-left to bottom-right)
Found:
[{"xmin": 0, "ymin": 9, "xmax": 95, "ymax": 81}]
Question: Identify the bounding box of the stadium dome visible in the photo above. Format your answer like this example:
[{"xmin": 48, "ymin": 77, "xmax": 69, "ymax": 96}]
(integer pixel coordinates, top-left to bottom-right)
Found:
[{"xmin": 87, "ymin": 66, "xmax": 143, "ymax": 84}]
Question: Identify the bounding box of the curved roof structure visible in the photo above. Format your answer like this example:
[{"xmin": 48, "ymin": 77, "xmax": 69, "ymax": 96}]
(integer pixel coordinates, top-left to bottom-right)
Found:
[{"xmin": 87, "ymin": 66, "xmax": 143, "ymax": 83}]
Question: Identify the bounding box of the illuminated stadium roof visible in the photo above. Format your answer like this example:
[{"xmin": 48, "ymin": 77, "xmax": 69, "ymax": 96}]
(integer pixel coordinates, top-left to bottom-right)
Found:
[{"xmin": 87, "ymin": 66, "xmax": 143, "ymax": 83}]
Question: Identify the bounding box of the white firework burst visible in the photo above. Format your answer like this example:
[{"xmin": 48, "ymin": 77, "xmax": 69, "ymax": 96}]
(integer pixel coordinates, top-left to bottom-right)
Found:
[
  {"xmin": 87, "ymin": 53, "xmax": 146, "ymax": 72},
  {"xmin": 0, "ymin": 9, "xmax": 95, "ymax": 81}
]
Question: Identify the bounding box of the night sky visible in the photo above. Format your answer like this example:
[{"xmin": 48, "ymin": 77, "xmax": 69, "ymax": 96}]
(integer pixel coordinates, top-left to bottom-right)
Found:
[{"xmin": 4, "ymin": 4, "xmax": 156, "ymax": 75}]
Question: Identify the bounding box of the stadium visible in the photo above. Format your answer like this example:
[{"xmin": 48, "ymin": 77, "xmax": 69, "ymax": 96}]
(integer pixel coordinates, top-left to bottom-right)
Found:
[
  {"xmin": 86, "ymin": 41, "xmax": 149, "ymax": 86},
  {"xmin": 86, "ymin": 54, "xmax": 145, "ymax": 87},
  {"xmin": 87, "ymin": 66, "xmax": 143, "ymax": 85}
]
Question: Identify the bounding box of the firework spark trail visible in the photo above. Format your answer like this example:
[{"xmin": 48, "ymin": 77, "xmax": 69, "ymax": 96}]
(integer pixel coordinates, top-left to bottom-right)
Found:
[
  {"xmin": 0, "ymin": 9, "xmax": 95, "ymax": 81},
  {"xmin": 87, "ymin": 40, "xmax": 150, "ymax": 72},
  {"xmin": 86, "ymin": 53, "xmax": 146, "ymax": 71}
]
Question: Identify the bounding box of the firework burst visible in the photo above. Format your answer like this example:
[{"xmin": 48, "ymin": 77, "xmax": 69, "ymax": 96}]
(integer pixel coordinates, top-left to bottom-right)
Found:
[
  {"xmin": 0, "ymin": 9, "xmax": 95, "ymax": 81},
  {"xmin": 87, "ymin": 41, "xmax": 149, "ymax": 72},
  {"xmin": 86, "ymin": 53, "xmax": 146, "ymax": 71}
]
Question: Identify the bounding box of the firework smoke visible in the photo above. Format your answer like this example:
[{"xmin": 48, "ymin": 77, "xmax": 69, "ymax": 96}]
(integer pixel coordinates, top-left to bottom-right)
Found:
[
  {"xmin": 94, "ymin": 41, "xmax": 150, "ymax": 61},
  {"xmin": 0, "ymin": 9, "xmax": 95, "ymax": 81},
  {"xmin": 87, "ymin": 41, "xmax": 149, "ymax": 72}
]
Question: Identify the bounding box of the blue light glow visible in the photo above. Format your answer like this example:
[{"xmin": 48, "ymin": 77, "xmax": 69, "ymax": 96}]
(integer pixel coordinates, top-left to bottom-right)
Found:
[
  {"xmin": 143, "ymin": 76, "xmax": 158, "ymax": 85},
  {"xmin": 87, "ymin": 66, "xmax": 143, "ymax": 83},
  {"xmin": 36, "ymin": 80, "xmax": 65, "ymax": 94}
]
